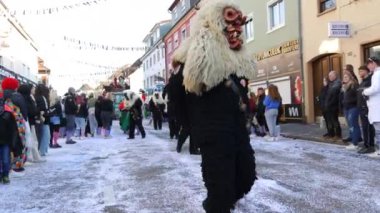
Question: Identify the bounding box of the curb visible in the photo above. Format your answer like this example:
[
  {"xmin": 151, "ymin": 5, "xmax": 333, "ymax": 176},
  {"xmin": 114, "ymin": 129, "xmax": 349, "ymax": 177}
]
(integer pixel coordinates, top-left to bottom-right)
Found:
[{"xmin": 281, "ymin": 133, "xmax": 348, "ymax": 146}]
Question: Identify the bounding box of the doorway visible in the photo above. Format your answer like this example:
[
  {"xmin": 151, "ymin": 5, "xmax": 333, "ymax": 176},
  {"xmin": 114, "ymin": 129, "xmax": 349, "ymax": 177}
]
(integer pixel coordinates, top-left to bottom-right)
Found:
[{"xmin": 312, "ymin": 54, "xmax": 342, "ymax": 117}]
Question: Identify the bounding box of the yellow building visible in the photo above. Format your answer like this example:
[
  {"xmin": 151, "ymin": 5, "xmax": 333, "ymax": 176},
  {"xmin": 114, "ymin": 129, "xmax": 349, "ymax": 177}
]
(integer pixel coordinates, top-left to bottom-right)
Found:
[{"xmin": 302, "ymin": 0, "xmax": 380, "ymax": 123}]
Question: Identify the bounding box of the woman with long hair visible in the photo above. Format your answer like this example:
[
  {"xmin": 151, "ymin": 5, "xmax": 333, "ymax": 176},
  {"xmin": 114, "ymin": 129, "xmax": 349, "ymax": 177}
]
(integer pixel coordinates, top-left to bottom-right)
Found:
[
  {"xmin": 342, "ymin": 71, "xmax": 361, "ymax": 150},
  {"xmin": 18, "ymin": 84, "xmax": 44, "ymax": 162},
  {"xmin": 264, "ymin": 84, "xmax": 282, "ymax": 141},
  {"xmin": 34, "ymin": 84, "xmax": 51, "ymax": 156}
]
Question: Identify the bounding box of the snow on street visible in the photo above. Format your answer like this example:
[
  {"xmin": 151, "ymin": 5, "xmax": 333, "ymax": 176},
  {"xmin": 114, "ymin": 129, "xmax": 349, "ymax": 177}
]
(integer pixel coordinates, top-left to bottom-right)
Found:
[{"xmin": 1, "ymin": 122, "xmax": 380, "ymax": 213}]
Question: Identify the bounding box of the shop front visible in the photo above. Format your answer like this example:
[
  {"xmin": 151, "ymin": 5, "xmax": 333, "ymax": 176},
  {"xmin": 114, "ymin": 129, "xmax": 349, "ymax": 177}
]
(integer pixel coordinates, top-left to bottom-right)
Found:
[{"xmin": 249, "ymin": 39, "xmax": 303, "ymax": 122}]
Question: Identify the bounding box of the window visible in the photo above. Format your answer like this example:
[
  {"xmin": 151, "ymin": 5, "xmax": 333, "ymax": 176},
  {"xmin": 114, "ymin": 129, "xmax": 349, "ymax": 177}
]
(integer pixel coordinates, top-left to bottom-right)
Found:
[
  {"xmin": 174, "ymin": 32, "xmax": 179, "ymax": 48},
  {"xmin": 181, "ymin": 27, "xmax": 186, "ymax": 41},
  {"xmin": 319, "ymin": 0, "xmax": 336, "ymax": 13},
  {"xmin": 363, "ymin": 41, "xmax": 380, "ymax": 63},
  {"xmin": 162, "ymin": 47, "xmax": 165, "ymax": 59},
  {"xmin": 150, "ymin": 57, "xmax": 152, "ymax": 67},
  {"xmin": 244, "ymin": 13, "xmax": 254, "ymax": 42},
  {"xmin": 157, "ymin": 50, "xmax": 160, "ymax": 61},
  {"xmin": 153, "ymin": 53, "xmax": 156, "ymax": 65},
  {"xmin": 267, "ymin": 0, "xmax": 285, "ymax": 31},
  {"xmin": 181, "ymin": 0, "xmax": 186, "ymax": 11},
  {"xmin": 167, "ymin": 40, "xmax": 172, "ymax": 53}
]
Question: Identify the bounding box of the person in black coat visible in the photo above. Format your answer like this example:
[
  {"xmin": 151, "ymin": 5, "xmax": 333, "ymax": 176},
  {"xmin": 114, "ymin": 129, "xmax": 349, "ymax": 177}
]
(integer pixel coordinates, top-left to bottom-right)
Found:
[
  {"xmin": 34, "ymin": 84, "xmax": 51, "ymax": 156},
  {"xmin": 100, "ymin": 93, "xmax": 114, "ymax": 138},
  {"xmin": 0, "ymin": 97, "xmax": 19, "ymax": 184},
  {"xmin": 163, "ymin": 75, "xmax": 179, "ymax": 139},
  {"xmin": 149, "ymin": 92, "xmax": 164, "ymax": 130},
  {"xmin": 64, "ymin": 87, "xmax": 78, "ymax": 144},
  {"xmin": 125, "ymin": 91, "xmax": 146, "ymax": 139},
  {"xmin": 357, "ymin": 66, "xmax": 376, "ymax": 154},
  {"xmin": 318, "ymin": 78, "xmax": 330, "ymax": 137},
  {"xmin": 324, "ymin": 71, "xmax": 342, "ymax": 139},
  {"xmin": 170, "ymin": 64, "xmax": 199, "ymax": 155},
  {"xmin": 49, "ymin": 98, "xmax": 63, "ymax": 148},
  {"xmin": 95, "ymin": 96, "xmax": 103, "ymax": 135},
  {"xmin": 255, "ymin": 88, "xmax": 267, "ymax": 137}
]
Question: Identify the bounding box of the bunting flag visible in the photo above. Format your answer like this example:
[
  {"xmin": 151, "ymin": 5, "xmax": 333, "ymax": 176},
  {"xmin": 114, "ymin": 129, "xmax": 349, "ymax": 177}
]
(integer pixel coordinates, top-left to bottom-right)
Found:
[
  {"xmin": 8, "ymin": 0, "xmax": 108, "ymax": 16},
  {"xmin": 56, "ymin": 70, "xmax": 114, "ymax": 78},
  {"xmin": 75, "ymin": 60, "xmax": 120, "ymax": 70},
  {"xmin": 63, "ymin": 36, "xmax": 147, "ymax": 52}
]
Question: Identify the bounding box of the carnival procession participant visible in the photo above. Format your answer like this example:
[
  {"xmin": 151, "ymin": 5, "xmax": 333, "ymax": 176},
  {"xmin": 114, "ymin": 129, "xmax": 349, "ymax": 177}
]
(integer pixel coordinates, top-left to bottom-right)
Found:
[
  {"xmin": 149, "ymin": 91, "xmax": 165, "ymax": 130},
  {"xmin": 125, "ymin": 91, "xmax": 146, "ymax": 140},
  {"xmin": 171, "ymin": 0, "xmax": 256, "ymax": 211}
]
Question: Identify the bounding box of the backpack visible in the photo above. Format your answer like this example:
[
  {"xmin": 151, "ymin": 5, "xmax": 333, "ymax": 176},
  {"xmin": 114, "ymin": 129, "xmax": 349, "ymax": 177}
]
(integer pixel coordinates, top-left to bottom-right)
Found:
[{"xmin": 0, "ymin": 98, "xmax": 12, "ymax": 118}]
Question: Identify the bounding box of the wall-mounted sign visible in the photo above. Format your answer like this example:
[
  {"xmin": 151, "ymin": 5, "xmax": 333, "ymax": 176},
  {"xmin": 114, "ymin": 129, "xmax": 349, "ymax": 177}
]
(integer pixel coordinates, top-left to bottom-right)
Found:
[
  {"xmin": 328, "ymin": 21, "xmax": 351, "ymax": 38},
  {"xmin": 254, "ymin": 40, "xmax": 299, "ymax": 61}
]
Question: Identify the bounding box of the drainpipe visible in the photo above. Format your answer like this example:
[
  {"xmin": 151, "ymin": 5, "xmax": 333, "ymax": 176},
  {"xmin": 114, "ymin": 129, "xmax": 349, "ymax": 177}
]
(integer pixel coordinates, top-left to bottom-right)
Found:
[{"xmin": 298, "ymin": 0, "xmax": 307, "ymax": 123}]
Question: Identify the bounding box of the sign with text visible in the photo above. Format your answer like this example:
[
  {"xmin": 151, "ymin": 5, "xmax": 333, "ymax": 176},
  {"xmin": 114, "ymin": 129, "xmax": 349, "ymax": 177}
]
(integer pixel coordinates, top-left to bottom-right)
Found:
[
  {"xmin": 328, "ymin": 21, "xmax": 351, "ymax": 38},
  {"xmin": 284, "ymin": 104, "xmax": 303, "ymax": 119}
]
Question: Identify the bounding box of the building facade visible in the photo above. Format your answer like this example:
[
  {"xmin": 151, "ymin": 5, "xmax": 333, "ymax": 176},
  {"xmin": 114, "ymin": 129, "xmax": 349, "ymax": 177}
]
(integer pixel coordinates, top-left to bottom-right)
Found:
[
  {"xmin": 142, "ymin": 21, "xmax": 171, "ymax": 94},
  {"xmin": 237, "ymin": 0, "xmax": 303, "ymax": 121},
  {"xmin": 163, "ymin": 0, "xmax": 200, "ymax": 81},
  {"xmin": 0, "ymin": 2, "xmax": 38, "ymax": 84},
  {"xmin": 302, "ymin": 0, "xmax": 380, "ymax": 123}
]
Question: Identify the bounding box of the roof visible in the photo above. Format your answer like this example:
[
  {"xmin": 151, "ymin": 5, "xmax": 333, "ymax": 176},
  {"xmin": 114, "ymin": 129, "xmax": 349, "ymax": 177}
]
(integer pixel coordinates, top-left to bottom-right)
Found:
[{"xmin": 143, "ymin": 20, "xmax": 171, "ymax": 42}]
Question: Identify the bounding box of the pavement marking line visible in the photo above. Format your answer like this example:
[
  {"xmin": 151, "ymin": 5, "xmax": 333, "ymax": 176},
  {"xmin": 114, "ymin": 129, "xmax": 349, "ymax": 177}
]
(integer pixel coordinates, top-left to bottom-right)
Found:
[{"xmin": 103, "ymin": 185, "xmax": 117, "ymax": 205}]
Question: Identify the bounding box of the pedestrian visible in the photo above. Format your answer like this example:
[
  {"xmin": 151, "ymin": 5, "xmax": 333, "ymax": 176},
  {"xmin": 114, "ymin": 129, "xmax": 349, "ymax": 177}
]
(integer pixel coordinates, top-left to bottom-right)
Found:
[
  {"xmin": 34, "ymin": 84, "xmax": 51, "ymax": 156},
  {"xmin": 75, "ymin": 93, "xmax": 88, "ymax": 140},
  {"xmin": 18, "ymin": 84, "xmax": 43, "ymax": 162},
  {"xmin": 64, "ymin": 87, "xmax": 78, "ymax": 144},
  {"xmin": 324, "ymin": 71, "xmax": 342, "ymax": 140},
  {"xmin": 248, "ymin": 92, "xmax": 257, "ymax": 135},
  {"xmin": 2, "ymin": 78, "xmax": 27, "ymax": 171},
  {"xmin": 125, "ymin": 91, "xmax": 146, "ymax": 140},
  {"xmin": 256, "ymin": 88, "xmax": 267, "ymax": 137},
  {"xmin": 0, "ymin": 94, "xmax": 19, "ymax": 184},
  {"xmin": 363, "ymin": 56, "xmax": 380, "ymax": 157},
  {"xmin": 171, "ymin": 1, "xmax": 256, "ymax": 211},
  {"xmin": 344, "ymin": 64, "xmax": 359, "ymax": 83},
  {"xmin": 49, "ymin": 97, "xmax": 63, "ymax": 148},
  {"xmin": 100, "ymin": 92, "xmax": 114, "ymax": 138},
  {"xmin": 119, "ymin": 95, "xmax": 130, "ymax": 134},
  {"xmin": 149, "ymin": 92, "xmax": 165, "ymax": 130},
  {"xmin": 319, "ymin": 77, "xmax": 330, "ymax": 137},
  {"xmin": 95, "ymin": 96, "xmax": 103, "ymax": 136},
  {"xmin": 264, "ymin": 84, "xmax": 282, "ymax": 141},
  {"xmin": 87, "ymin": 93, "xmax": 97, "ymax": 137},
  {"xmin": 341, "ymin": 72, "xmax": 361, "ymax": 150},
  {"xmin": 357, "ymin": 66, "xmax": 376, "ymax": 154}
]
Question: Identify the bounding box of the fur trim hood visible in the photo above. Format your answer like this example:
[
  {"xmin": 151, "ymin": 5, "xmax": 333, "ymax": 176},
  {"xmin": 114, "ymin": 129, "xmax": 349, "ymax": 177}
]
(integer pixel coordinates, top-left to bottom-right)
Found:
[
  {"xmin": 124, "ymin": 90, "xmax": 140, "ymax": 106},
  {"xmin": 172, "ymin": 0, "xmax": 256, "ymax": 95}
]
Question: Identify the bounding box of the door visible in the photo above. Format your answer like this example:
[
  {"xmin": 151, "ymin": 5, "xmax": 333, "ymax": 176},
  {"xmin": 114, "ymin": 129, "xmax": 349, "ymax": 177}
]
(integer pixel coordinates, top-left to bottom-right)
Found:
[{"xmin": 312, "ymin": 54, "xmax": 342, "ymax": 117}]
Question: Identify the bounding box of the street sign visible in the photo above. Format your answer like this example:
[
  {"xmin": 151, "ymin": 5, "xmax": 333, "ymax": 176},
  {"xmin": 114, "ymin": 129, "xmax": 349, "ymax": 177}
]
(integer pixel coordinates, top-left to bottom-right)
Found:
[{"xmin": 328, "ymin": 21, "xmax": 351, "ymax": 38}]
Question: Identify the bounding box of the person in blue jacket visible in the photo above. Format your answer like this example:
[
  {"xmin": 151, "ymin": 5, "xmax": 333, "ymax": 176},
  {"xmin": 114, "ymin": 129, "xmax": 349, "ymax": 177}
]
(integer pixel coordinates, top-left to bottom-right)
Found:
[{"xmin": 264, "ymin": 84, "xmax": 282, "ymax": 141}]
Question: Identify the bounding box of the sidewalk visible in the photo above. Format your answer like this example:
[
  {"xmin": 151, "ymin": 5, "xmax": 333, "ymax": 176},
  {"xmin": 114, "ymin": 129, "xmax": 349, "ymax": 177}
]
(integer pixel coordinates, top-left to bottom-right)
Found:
[{"xmin": 281, "ymin": 123, "xmax": 349, "ymax": 145}]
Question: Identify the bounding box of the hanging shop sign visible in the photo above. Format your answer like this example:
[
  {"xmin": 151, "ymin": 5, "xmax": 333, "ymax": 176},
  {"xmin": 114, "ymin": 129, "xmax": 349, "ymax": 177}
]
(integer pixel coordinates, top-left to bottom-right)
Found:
[{"xmin": 328, "ymin": 21, "xmax": 351, "ymax": 38}]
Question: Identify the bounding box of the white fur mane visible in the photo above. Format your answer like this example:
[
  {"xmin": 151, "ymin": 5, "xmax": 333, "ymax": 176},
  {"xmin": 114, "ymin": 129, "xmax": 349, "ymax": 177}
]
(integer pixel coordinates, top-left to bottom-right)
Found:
[{"xmin": 173, "ymin": 0, "xmax": 256, "ymax": 95}]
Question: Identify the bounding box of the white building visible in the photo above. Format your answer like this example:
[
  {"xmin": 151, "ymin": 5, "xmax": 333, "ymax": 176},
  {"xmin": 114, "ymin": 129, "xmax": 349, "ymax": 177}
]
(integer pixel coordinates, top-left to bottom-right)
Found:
[
  {"xmin": 0, "ymin": 2, "xmax": 38, "ymax": 84},
  {"xmin": 141, "ymin": 20, "xmax": 171, "ymax": 95}
]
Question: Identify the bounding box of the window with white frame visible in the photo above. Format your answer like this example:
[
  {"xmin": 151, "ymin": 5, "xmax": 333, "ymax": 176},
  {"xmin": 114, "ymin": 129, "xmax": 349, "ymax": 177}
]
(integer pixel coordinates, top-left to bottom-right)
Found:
[
  {"xmin": 153, "ymin": 53, "xmax": 156, "ymax": 64},
  {"xmin": 157, "ymin": 49, "xmax": 160, "ymax": 61},
  {"xmin": 244, "ymin": 13, "xmax": 254, "ymax": 42},
  {"xmin": 267, "ymin": 0, "xmax": 285, "ymax": 31},
  {"xmin": 181, "ymin": 0, "xmax": 186, "ymax": 11}
]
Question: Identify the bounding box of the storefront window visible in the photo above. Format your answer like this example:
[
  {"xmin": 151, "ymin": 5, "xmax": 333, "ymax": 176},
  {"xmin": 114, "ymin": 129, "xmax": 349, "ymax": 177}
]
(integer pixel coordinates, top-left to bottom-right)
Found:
[{"xmin": 363, "ymin": 41, "xmax": 380, "ymax": 63}]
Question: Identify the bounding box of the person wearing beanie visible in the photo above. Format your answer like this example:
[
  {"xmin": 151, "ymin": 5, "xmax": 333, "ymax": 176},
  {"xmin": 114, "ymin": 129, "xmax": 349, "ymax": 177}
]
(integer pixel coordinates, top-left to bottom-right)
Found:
[{"xmin": 1, "ymin": 77, "xmax": 27, "ymax": 172}]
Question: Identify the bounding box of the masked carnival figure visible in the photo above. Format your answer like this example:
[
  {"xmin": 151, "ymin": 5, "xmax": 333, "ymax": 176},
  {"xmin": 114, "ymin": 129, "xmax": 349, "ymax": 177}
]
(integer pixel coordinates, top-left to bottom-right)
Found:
[{"xmin": 172, "ymin": 0, "xmax": 257, "ymax": 212}]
